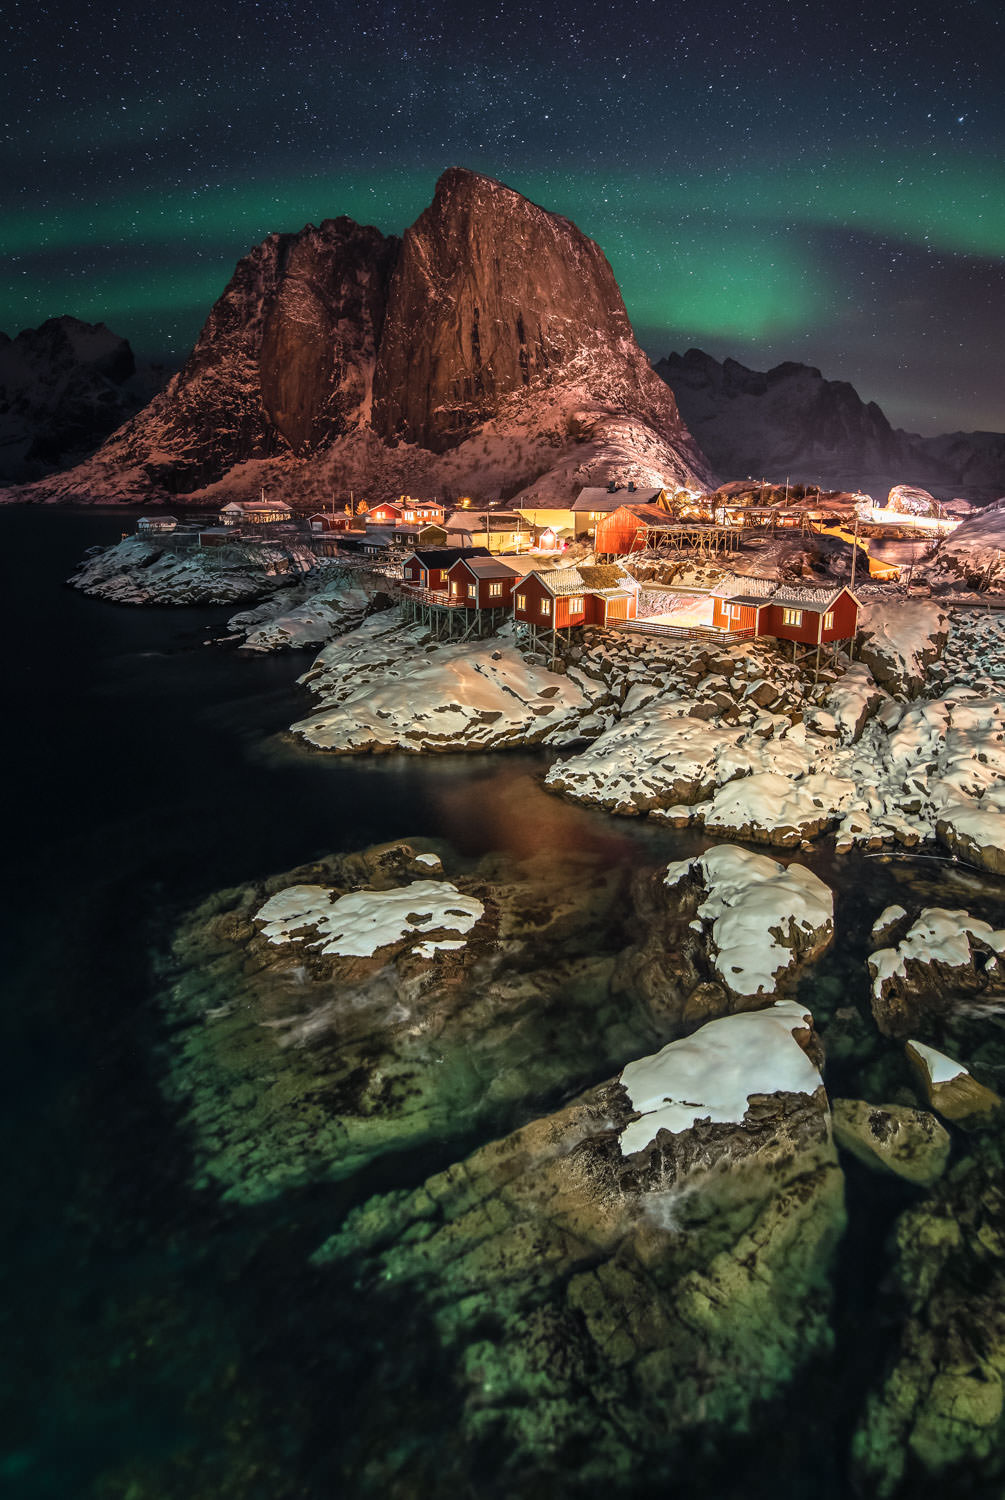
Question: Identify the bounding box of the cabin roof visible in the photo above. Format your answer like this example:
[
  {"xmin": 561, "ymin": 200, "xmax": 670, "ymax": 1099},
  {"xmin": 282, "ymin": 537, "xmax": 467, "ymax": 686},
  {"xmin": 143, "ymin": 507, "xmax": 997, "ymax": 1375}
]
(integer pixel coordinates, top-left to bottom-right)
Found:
[
  {"xmin": 711, "ymin": 574, "xmax": 778, "ymax": 600},
  {"xmin": 525, "ymin": 563, "xmax": 636, "ymax": 597},
  {"xmin": 221, "ymin": 499, "xmax": 292, "ymax": 513},
  {"xmin": 407, "ymin": 546, "xmax": 492, "ymax": 568},
  {"xmin": 770, "ymin": 585, "xmax": 859, "ymax": 612},
  {"xmin": 455, "ymin": 556, "xmax": 530, "ymax": 579}
]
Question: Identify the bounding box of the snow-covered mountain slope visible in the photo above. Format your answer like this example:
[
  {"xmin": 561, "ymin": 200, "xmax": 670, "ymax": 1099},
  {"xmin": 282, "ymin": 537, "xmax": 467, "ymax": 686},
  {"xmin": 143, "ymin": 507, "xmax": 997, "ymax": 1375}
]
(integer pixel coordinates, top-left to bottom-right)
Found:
[
  {"xmin": 8, "ymin": 172, "xmax": 714, "ymax": 506},
  {"xmin": 0, "ymin": 316, "xmax": 169, "ymax": 481},
  {"xmin": 656, "ymin": 349, "xmax": 1004, "ymax": 504}
]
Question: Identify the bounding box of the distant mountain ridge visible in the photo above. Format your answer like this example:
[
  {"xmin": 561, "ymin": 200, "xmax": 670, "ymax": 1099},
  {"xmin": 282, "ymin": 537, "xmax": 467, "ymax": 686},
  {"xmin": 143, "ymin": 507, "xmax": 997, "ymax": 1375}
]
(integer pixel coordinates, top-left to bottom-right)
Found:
[
  {"xmin": 0, "ymin": 316, "xmax": 170, "ymax": 482},
  {"xmin": 7, "ymin": 170, "xmax": 714, "ymax": 507},
  {"xmin": 656, "ymin": 348, "xmax": 1005, "ymax": 503}
]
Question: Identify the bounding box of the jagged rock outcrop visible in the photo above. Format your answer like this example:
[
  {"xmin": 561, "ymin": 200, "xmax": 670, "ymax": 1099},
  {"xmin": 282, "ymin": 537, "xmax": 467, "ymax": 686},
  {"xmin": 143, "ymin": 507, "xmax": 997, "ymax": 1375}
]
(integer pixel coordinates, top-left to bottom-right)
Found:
[
  {"xmin": 656, "ymin": 347, "xmax": 1005, "ymax": 503},
  {"xmin": 0, "ymin": 316, "xmax": 168, "ymax": 481},
  {"xmin": 7, "ymin": 171, "xmax": 713, "ymax": 506}
]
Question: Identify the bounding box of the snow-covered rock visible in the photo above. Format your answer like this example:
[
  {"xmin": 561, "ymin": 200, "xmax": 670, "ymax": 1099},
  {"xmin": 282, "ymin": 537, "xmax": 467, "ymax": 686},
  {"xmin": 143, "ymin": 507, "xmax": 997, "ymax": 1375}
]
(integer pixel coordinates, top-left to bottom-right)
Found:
[
  {"xmin": 292, "ymin": 614, "xmax": 592, "ymax": 753},
  {"xmin": 856, "ymin": 600, "xmax": 949, "ymax": 698},
  {"xmin": 936, "ymin": 789, "xmax": 1005, "ymax": 875},
  {"xmin": 868, "ymin": 908, "xmax": 1005, "ymax": 1037},
  {"xmin": 618, "ymin": 1000, "xmax": 823, "ymax": 1156},
  {"xmin": 69, "ymin": 533, "xmax": 316, "ymax": 605},
  {"xmin": 664, "ymin": 846, "xmax": 833, "ymax": 1001},
  {"xmin": 228, "ymin": 568, "xmax": 373, "ymax": 650},
  {"xmin": 254, "ymin": 879, "xmax": 484, "ymax": 957}
]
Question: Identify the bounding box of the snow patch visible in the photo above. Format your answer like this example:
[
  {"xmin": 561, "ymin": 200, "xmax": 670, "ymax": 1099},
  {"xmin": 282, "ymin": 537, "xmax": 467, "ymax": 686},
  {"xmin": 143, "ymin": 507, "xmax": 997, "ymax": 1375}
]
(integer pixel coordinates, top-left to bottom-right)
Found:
[{"xmin": 254, "ymin": 880, "xmax": 485, "ymax": 957}]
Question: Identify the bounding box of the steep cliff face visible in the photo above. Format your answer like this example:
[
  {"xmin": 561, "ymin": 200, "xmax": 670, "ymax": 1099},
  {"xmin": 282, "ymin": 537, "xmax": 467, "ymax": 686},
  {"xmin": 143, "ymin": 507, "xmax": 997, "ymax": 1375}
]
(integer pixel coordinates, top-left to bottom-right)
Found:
[
  {"xmin": 259, "ymin": 219, "xmax": 398, "ymax": 452},
  {"xmin": 7, "ymin": 171, "xmax": 714, "ymax": 505},
  {"xmin": 372, "ymin": 168, "xmax": 636, "ymax": 452},
  {"xmin": 657, "ymin": 348, "xmax": 1004, "ymax": 503}
]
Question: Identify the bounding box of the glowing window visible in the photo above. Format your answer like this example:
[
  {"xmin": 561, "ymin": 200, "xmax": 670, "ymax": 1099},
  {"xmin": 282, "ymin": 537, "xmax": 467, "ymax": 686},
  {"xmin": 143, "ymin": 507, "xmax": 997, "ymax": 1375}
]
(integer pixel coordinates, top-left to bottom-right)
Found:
[
  {"xmin": 488, "ymin": 581, "xmax": 503, "ymax": 597},
  {"xmin": 567, "ymin": 596, "xmax": 584, "ymax": 612},
  {"xmin": 540, "ymin": 597, "xmax": 552, "ymax": 617},
  {"xmin": 451, "ymin": 582, "xmax": 461, "ymax": 596},
  {"xmin": 782, "ymin": 608, "xmax": 803, "ymax": 626},
  {"xmin": 467, "ymin": 583, "xmax": 477, "ymax": 598},
  {"xmin": 515, "ymin": 592, "xmax": 526, "ymax": 610},
  {"xmin": 822, "ymin": 610, "xmax": 834, "ymax": 629}
]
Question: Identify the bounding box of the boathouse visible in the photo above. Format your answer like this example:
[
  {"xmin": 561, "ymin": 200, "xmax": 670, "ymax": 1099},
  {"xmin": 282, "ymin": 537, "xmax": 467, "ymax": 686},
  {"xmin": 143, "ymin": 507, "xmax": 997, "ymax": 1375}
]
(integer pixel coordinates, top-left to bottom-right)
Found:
[
  {"xmin": 710, "ymin": 577, "xmax": 860, "ymax": 647},
  {"xmin": 365, "ymin": 501, "xmax": 404, "ymax": 526},
  {"xmin": 137, "ymin": 515, "xmax": 178, "ymax": 533}
]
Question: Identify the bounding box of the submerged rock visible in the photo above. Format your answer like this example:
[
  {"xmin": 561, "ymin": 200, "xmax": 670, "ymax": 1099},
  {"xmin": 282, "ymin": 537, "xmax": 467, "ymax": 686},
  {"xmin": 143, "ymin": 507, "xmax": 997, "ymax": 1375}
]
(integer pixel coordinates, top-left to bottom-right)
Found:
[
  {"xmin": 853, "ymin": 1132, "xmax": 1005, "ymax": 1496},
  {"xmin": 832, "ymin": 1098, "xmax": 950, "ymax": 1186},
  {"xmin": 906, "ymin": 1040, "xmax": 1001, "ymax": 1123},
  {"xmin": 312, "ymin": 1002, "xmax": 844, "ymax": 1490}
]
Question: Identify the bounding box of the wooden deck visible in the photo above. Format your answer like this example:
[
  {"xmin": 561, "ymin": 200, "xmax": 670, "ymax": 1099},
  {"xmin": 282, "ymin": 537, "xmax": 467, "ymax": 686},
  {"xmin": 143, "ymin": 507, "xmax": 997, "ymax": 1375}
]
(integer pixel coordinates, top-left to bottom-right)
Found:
[{"xmin": 606, "ymin": 618, "xmax": 756, "ymax": 644}]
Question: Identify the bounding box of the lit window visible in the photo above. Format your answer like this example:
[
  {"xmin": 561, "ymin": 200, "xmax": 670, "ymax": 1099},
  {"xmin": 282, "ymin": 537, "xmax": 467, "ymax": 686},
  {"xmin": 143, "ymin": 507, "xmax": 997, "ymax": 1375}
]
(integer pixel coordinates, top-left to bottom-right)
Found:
[
  {"xmin": 467, "ymin": 584, "xmax": 477, "ymax": 598},
  {"xmin": 451, "ymin": 582, "xmax": 460, "ymax": 596},
  {"xmin": 488, "ymin": 581, "xmax": 503, "ymax": 597},
  {"xmin": 540, "ymin": 598, "xmax": 552, "ymax": 617},
  {"xmin": 782, "ymin": 608, "xmax": 803, "ymax": 626},
  {"xmin": 822, "ymin": 610, "xmax": 834, "ymax": 629},
  {"xmin": 515, "ymin": 592, "xmax": 526, "ymax": 610},
  {"xmin": 567, "ymin": 596, "xmax": 584, "ymax": 612}
]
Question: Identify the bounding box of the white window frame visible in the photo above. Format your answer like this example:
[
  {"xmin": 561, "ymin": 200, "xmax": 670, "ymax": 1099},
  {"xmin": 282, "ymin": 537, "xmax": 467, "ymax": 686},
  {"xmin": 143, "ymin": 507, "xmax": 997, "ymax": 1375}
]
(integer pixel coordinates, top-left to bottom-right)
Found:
[
  {"xmin": 467, "ymin": 583, "xmax": 477, "ymax": 598},
  {"xmin": 488, "ymin": 581, "xmax": 504, "ymax": 598},
  {"xmin": 515, "ymin": 592, "xmax": 526, "ymax": 610},
  {"xmin": 567, "ymin": 596, "xmax": 584, "ymax": 613},
  {"xmin": 540, "ymin": 597, "xmax": 552, "ymax": 617},
  {"xmin": 822, "ymin": 610, "xmax": 834, "ymax": 629},
  {"xmin": 782, "ymin": 608, "xmax": 803, "ymax": 627}
]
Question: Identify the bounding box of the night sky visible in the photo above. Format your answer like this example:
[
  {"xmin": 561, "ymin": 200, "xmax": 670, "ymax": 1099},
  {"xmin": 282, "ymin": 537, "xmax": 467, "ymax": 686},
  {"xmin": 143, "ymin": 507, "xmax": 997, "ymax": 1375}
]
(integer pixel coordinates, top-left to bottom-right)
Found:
[{"xmin": 4, "ymin": 0, "xmax": 1003, "ymax": 434}]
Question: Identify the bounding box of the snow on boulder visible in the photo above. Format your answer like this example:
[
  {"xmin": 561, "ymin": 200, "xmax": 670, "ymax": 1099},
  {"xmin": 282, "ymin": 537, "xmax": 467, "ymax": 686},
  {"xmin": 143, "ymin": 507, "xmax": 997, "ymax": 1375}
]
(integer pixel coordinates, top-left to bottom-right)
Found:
[
  {"xmin": 887, "ymin": 484, "xmax": 940, "ymax": 517},
  {"xmin": 292, "ymin": 619, "xmax": 591, "ymax": 753},
  {"xmin": 820, "ymin": 662, "xmax": 888, "ymax": 744},
  {"xmin": 856, "ymin": 600, "xmax": 949, "ymax": 698},
  {"xmin": 665, "ymin": 845, "xmax": 834, "ymax": 1001},
  {"xmin": 905, "ymin": 1040, "xmax": 1001, "ymax": 1123},
  {"xmin": 936, "ymin": 789, "xmax": 1005, "ymax": 875},
  {"xmin": 700, "ymin": 769, "xmax": 856, "ymax": 847},
  {"xmin": 617, "ymin": 1000, "xmax": 823, "ymax": 1156},
  {"xmin": 924, "ymin": 504, "xmax": 1005, "ymax": 591},
  {"xmin": 254, "ymin": 880, "xmax": 484, "ymax": 957},
  {"xmin": 868, "ymin": 908, "xmax": 1005, "ymax": 1037}
]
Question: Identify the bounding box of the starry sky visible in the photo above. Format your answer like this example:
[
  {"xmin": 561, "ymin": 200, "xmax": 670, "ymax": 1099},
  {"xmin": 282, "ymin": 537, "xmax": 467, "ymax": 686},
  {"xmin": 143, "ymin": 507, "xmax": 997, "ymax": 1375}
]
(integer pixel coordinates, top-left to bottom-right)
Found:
[{"xmin": 4, "ymin": 0, "xmax": 1003, "ymax": 434}]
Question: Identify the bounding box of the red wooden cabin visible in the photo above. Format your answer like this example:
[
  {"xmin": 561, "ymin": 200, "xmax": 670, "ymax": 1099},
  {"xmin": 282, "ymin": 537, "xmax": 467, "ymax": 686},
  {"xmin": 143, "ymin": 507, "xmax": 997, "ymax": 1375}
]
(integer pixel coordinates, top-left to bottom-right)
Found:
[
  {"xmin": 595, "ymin": 503, "xmax": 673, "ymax": 556},
  {"xmin": 710, "ymin": 579, "xmax": 860, "ymax": 643},
  {"xmin": 308, "ymin": 512, "xmax": 351, "ymax": 533},
  {"xmin": 512, "ymin": 566, "xmax": 639, "ymax": 630},
  {"xmin": 366, "ymin": 501, "xmax": 404, "ymax": 526},
  {"xmin": 445, "ymin": 556, "xmax": 529, "ymax": 609},
  {"xmin": 401, "ymin": 547, "xmax": 491, "ymax": 593},
  {"xmin": 400, "ymin": 499, "xmax": 445, "ymax": 524},
  {"xmin": 761, "ymin": 586, "xmax": 860, "ymax": 644}
]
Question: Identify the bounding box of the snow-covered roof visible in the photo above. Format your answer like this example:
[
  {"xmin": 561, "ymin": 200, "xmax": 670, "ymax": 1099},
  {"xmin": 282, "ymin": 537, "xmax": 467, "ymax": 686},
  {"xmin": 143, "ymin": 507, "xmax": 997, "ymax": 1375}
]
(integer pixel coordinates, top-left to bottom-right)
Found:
[
  {"xmin": 771, "ymin": 585, "xmax": 857, "ymax": 612},
  {"xmin": 526, "ymin": 564, "xmax": 637, "ymax": 597},
  {"xmin": 573, "ymin": 486, "xmax": 665, "ymax": 512},
  {"xmin": 711, "ymin": 574, "xmax": 777, "ymax": 600},
  {"xmin": 221, "ymin": 499, "xmax": 292, "ymax": 513}
]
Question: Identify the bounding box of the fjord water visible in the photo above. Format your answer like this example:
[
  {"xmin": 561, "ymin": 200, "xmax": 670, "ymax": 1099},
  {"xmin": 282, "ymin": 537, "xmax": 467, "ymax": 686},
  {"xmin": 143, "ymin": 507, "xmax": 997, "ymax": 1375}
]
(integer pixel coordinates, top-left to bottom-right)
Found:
[{"xmin": 2, "ymin": 507, "xmax": 981, "ymax": 1500}]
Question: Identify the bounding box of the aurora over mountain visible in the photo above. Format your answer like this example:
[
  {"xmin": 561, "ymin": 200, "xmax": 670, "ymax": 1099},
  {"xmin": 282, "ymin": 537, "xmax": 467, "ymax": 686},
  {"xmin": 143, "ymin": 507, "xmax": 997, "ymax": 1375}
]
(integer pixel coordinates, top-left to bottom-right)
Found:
[{"xmin": 5, "ymin": 0, "xmax": 1002, "ymax": 432}]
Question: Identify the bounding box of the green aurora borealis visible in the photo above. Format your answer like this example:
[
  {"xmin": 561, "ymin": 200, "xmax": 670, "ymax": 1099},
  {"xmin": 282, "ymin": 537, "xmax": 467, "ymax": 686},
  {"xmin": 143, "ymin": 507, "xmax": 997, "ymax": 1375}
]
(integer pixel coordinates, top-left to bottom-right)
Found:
[{"xmin": 5, "ymin": 0, "xmax": 1003, "ymax": 433}]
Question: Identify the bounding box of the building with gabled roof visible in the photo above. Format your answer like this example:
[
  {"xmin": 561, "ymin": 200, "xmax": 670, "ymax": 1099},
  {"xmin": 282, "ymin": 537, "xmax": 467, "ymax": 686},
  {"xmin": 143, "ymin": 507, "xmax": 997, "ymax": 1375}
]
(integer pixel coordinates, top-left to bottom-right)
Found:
[
  {"xmin": 220, "ymin": 498, "xmax": 293, "ymax": 526},
  {"xmin": 513, "ymin": 562, "xmax": 639, "ymax": 635},
  {"xmin": 445, "ymin": 555, "xmax": 531, "ymax": 610},
  {"xmin": 572, "ymin": 484, "xmax": 668, "ymax": 536},
  {"xmin": 710, "ymin": 578, "xmax": 860, "ymax": 645},
  {"xmin": 401, "ymin": 547, "xmax": 492, "ymax": 593}
]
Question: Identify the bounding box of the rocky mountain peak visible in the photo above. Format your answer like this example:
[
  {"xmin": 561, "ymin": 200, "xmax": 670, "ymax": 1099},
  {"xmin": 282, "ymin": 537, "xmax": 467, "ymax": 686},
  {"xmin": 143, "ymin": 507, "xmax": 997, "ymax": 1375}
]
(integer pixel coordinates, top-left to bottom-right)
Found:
[{"xmin": 372, "ymin": 168, "xmax": 634, "ymax": 452}]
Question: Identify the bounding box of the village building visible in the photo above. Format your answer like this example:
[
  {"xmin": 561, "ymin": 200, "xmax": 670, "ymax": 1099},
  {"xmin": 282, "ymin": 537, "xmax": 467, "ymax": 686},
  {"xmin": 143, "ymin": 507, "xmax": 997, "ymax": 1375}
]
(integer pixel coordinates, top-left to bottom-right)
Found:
[
  {"xmin": 444, "ymin": 555, "xmax": 530, "ymax": 610},
  {"xmin": 710, "ymin": 576, "xmax": 861, "ymax": 657},
  {"xmin": 364, "ymin": 501, "xmax": 404, "ymax": 526},
  {"xmin": 398, "ymin": 498, "xmax": 445, "ymax": 524},
  {"xmin": 571, "ymin": 483, "xmax": 668, "ymax": 537},
  {"xmin": 136, "ymin": 514, "xmax": 178, "ymax": 533},
  {"xmin": 308, "ymin": 512, "xmax": 352, "ymax": 533},
  {"xmin": 442, "ymin": 510, "xmax": 536, "ymax": 552},
  {"xmin": 400, "ymin": 547, "xmax": 492, "ymax": 593},
  {"xmin": 219, "ymin": 499, "xmax": 293, "ymax": 526},
  {"xmin": 513, "ymin": 564, "xmax": 639, "ymax": 653},
  {"xmin": 392, "ymin": 522, "xmax": 449, "ymax": 551},
  {"xmin": 513, "ymin": 503, "xmax": 577, "ymax": 538}
]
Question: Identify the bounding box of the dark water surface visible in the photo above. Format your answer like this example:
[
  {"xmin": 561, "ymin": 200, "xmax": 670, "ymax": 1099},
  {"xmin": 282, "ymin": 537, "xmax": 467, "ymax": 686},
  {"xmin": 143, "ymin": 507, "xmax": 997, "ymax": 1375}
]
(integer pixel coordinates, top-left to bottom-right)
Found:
[{"xmin": 2, "ymin": 509, "xmax": 997, "ymax": 1500}]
